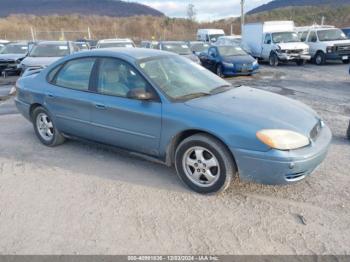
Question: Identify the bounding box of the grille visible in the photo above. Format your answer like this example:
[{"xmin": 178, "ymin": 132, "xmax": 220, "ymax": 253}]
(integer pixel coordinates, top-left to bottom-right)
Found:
[
  {"xmin": 285, "ymin": 172, "xmax": 306, "ymax": 182},
  {"xmin": 310, "ymin": 120, "xmax": 323, "ymax": 141},
  {"xmin": 335, "ymin": 45, "xmax": 350, "ymax": 55},
  {"xmin": 236, "ymin": 63, "xmax": 253, "ymax": 72},
  {"xmin": 286, "ymin": 49, "xmax": 303, "ymax": 54}
]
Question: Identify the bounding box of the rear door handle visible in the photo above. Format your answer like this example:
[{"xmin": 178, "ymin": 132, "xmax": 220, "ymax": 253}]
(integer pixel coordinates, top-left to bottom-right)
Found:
[
  {"xmin": 95, "ymin": 103, "xmax": 106, "ymax": 110},
  {"xmin": 47, "ymin": 93, "xmax": 55, "ymax": 98}
]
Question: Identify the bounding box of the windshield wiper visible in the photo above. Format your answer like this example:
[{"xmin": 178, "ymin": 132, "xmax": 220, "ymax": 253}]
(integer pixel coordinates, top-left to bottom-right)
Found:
[
  {"xmin": 177, "ymin": 92, "xmax": 211, "ymax": 100},
  {"xmin": 210, "ymin": 84, "xmax": 237, "ymax": 95}
]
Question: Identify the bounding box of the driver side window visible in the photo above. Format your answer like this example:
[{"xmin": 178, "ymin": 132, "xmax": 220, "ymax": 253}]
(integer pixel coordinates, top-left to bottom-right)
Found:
[
  {"xmin": 308, "ymin": 31, "xmax": 318, "ymax": 42},
  {"xmin": 208, "ymin": 48, "xmax": 217, "ymax": 57},
  {"xmin": 264, "ymin": 34, "xmax": 272, "ymax": 44},
  {"xmin": 96, "ymin": 58, "xmax": 149, "ymax": 99}
]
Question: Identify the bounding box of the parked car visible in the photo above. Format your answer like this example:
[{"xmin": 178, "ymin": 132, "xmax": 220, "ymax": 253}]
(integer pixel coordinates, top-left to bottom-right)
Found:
[
  {"xmin": 19, "ymin": 41, "xmax": 77, "ymax": 74},
  {"xmin": 197, "ymin": 29, "xmax": 225, "ymax": 43},
  {"xmin": 243, "ymin": 21, "xmax": 311, "ymax": 66},
  {"xmin": 0, "ymin": 42, "xmax": 29, "ymax": 75},
  {"xmin": 214, "ymin": 35, "xmax": 252, "ymax": 55},
  {"xmin": 96, "ymin": 39, "xmax": 135, "ymax": 49},
  {"xmin": 342, "ymin": 28, "xmax": 350, "ymax": 38},
  {"xmin": 74, "ymin": 41, "xmax": 90, "ymax": 51},
  {"xmin": 76, "ymin": 39, "xmax": 98, "ymax": 49},
  {"xmin": 199, "ymin": 45, "xmax": 259, "ymax": 77},
  {"xmin": 187, "ymin": 41, "xmax": 210, "ymax": 56},
  {"xmin": 297, "ymin": 25, "xmax": 350, "ymax": 65},
  {"xmin": 14, "ymin": 48, "xmax": 332, "ymax": 194},
  {"xmin": 157, "ymin": 41, "xmax": 201, "ymax": 64},
  {"xmin": 140, "ymin": 41, "xmax": 158, "ymax": 49}
]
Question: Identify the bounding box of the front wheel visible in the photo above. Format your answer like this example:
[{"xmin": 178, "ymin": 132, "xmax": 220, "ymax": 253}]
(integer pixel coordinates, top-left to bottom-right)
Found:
[
  {"xmin": 347, "ymin": 121, "xmax": 350, "ymax": 139},
  {"xmin": 343, "ymin": 59, "xmax": 350, "ymax": 64},
  {"xmin": 175, "ymin": 134, "xmax": 236, "ymax": 194},
  {"xmin": 296, "ymin": 59, "xmax": 306, "ymax": 66},
  {"xmin": 314, "ymin": 52, "xmax": 325, "ymax": 65},
  {"xmin": 216, "ymin": 64, "xmax": 224, "ymax": 78},
  {"xmin": 32, "ymin": 106, "xmax": 65, "ymax": 147},
  {"xmin": 269, "ymin": 53, "xmax": 279, "ymax": 67}
]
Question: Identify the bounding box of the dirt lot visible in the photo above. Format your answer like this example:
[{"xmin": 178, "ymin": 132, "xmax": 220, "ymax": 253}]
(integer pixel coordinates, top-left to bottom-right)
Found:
[{"xmin": 0, "ymin": 62, "xmax": 349, "ymax": 255}]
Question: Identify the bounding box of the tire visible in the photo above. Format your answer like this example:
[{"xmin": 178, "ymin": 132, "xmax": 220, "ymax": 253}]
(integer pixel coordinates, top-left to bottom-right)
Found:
[
  {"xmin": 32, "ymin": 106, "xmax": 65, "ymax": 147},
  {"xmin": 314, "ymin": 52, "xmax": 325, "ymax": 65},
  {"xmin": 269, "ymin": 53, "xmax": 279, "ymax": 67},
  {"xmin": 175, "ymin": 134, "xmax": 236, "ymax": 194},
  {"xmin": 296, "ymin": 59, "xmax": 306, "ymax": 66},
  {"xmin": 216, "ymin": 64, "xmax": 224, "ymax": 78},
  {"xmin": 347, "ymin": 121, "xmax": 350, "ymax": 140},
  {"xmin": 343, "ymin": 59, "xmax": 350, "ymax": 64}
]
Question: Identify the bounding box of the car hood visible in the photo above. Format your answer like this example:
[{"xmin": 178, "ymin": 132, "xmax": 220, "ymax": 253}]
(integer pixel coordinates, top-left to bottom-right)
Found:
[
  {"xmin": 276, "ymin": 42, "xmax": 308, "ymax": 50},
  {"xmin": 321, "ymin": 40, "xmax": 350, "ymax": 46},
  {"xmin": 185, "ymin": 86, "xmax": 320, "ymax": 136},
  {"xmin": 0, "ymin": 54, "xmax": 26, "ymax": 61},
  {"xmin": 21, "ymin": 56, "xmax": 62, "ymax": 67},
  {"xmin": 223, "ymin": 55, "xmax": 255, "ymax": 64}
]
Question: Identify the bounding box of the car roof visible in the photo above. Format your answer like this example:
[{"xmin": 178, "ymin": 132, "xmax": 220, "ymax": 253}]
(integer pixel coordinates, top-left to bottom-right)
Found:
[
  {"xmin": 37, "ymin": 41, "xmax": 69, "ymax": 45},
  {"xmin": 160, "ymin": 41, "xmax": 187, "ymax": 44},
  {"xmin": 98, "ymin": 38, "xmax": 133, "ymax": 43},
  {"xmin": 73, "ymin": 48, "xmax": 175, "ymax": 61}
]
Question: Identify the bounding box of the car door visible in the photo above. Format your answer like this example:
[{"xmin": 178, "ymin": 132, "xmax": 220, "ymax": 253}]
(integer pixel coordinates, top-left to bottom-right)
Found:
[
  {"xmin": 90, "ymin": 57, "xmax": 162, "ymax": 156},
  {"xmin": 307, "ymin": 31, "xmax": 318, "ymax": 57},
  {"xmin": 261, "ymin": 33, "xmax": 273, "ymax": 60},
  {"xmin": 46, "ymin": 57, "xmax": 97, "ymax": 139},
  {"xmin": 206, "ymin": 47, "xmax": 219, "ymax": 72}
]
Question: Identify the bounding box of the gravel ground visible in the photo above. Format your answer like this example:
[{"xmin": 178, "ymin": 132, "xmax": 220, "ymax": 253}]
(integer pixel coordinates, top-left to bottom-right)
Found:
[{"xmin": 0, "ymin": 63, "xmax": 349, "ymax": 255}]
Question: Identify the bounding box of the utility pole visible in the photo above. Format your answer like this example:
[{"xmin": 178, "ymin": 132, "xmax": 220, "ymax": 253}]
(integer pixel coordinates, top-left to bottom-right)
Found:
[{"xmin": 241, "ymin": 0, "xmax": 245, "ymax": 34}]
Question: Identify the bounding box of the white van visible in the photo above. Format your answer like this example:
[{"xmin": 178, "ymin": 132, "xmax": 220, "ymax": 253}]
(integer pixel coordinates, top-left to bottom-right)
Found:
[
  {"xmin": 197, "ymin": 29, "xmax": 225, "ymax": 43},
  {"xmin": 242, "ymin": 21, "xmax": 310, "ymax": 66},
  {"xmin": 96, "ymin": 39, "xmax": 135, "ymax": 49},
  {"xmin": 296, "ymin": 25, "xmax": 350, "ymax": 65}
]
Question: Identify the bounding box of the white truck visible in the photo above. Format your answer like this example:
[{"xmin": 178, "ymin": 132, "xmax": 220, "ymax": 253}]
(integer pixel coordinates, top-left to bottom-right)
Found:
[
  {"xmin": 296, "ymin": 25, "xmax": 350, "ymax": 65},
  {"xmin": 242, "ymin": 21, "xmax": 311, "ymax": 66},
  {"xmin": 197, "ymin": 29, "xmax": 225, "ymax": 44}
]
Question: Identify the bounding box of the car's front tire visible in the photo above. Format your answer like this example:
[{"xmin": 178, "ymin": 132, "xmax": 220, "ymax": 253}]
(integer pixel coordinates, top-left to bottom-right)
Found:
[
  {"xmin": 32, "ymin": 106, "xmax": 65, "ymax": 147},
  {"xmin": 314, "ymin": 52, "xmax": 325, "ymax": 65},
  {"xmin": 343, "ymin": 59, "xmax": 350, "ymax": 64},
  {"xmin": 269, "ymin": 53, "xmax": 279, "ymax": 67},
  {"xmin": 216, "ymin": 64, "xmax": 224, "ymax": 78},
  {"xmin": 175, "ymin": 134, "xmax": 236, "ymax": 194}
]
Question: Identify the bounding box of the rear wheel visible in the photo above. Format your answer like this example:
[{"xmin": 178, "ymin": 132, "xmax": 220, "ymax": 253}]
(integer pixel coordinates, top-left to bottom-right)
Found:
[
  {"xmin": 314, "ymin": 52, "xmax": 325, "ymax": 65},
  {"xmin": 175, "ymin": 134, "xmax": 236, "ymax": 194},
  {"xmin": 269, "ymin": 53, "xmax": 279, "ymax": 67},
  {"xmin": 343, "ymin": 59, "xmax": 350, "ymax": 64},
  {"xmin": 347, "ymin": 121, "xmax": 350, "ymax": 139},
  {"xmin": 32, "ymin": 106, "xmax": 65, "ymax": 147}
]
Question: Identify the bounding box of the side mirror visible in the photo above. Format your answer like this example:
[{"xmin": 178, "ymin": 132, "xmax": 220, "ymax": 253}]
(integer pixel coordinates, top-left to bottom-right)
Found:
[
  {"xmin": 267, "ymin": 40, "xmax": 271, "ymax": 45},
  {"xmin": 127, "ymin": 88, "xmax": 154, "ymax": 101},
  {"xmin": 211, "ymin": 38, "xmax": 217, "ymax": 43}
]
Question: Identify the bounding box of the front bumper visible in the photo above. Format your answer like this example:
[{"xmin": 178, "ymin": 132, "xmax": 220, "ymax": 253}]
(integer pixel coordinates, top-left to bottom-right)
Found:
[
  {"xmin": 223, "ymin": 64, "xmax": 259, "ymax": 77},
  {"xmin": 277, "ymin": 53, "xmax": 311, "ymax": 61},
  {"xmin": 230, "ymin": 125, "xmax": 332, "ymax": 185},
  {"xmin": 325, "ymin": 52, "xmax": 350, "ymax": 61}
]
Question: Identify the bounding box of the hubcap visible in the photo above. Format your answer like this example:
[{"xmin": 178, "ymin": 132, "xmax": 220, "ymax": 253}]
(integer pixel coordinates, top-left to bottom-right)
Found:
[
  {"xmin": 316, "ymin": 55, "xmax": 322, "ymax": 64},
  {"xmin": 182, "ymin": 146, "xmax": 220, "ymax": 187},
  {"xmin": 36, "ymin": 112, "xmax": 54, "ymax": 141},
  {"xmin": 217, "ymin": 66, "xmax": 223, "ymax": 77}
]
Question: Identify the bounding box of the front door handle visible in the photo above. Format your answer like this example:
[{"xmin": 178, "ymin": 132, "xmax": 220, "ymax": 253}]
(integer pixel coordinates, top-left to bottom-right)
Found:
[
  {"xmin": 95, "ymin": 104, "xmax": 106, "ymax": 110},
  {"xmin": 47, "ymin": 93, "xmax": 55, "ymax": 98}
]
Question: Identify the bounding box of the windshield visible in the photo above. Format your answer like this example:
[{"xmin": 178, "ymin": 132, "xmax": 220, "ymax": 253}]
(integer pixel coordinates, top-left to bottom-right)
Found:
[
  {"xmin": 190, "ymin": 43, "xmax": 210, "ymax": 53},
  {"xmin": 317, "ymin": 29, "xmax": 348, "ymax": 41},
  {"xmin": 162, "ymin": 43, "xmax": 191, "ymax": 55},
  {"xmin": 0, "ymin": 44, "xmax": 28, "ymax": 54},
  {"xmin": 218, "ymin": 46, "xmax": 247, "ymax": 56},
  {"xmin": 210, "ymin": 34, "xmax": 225, "ymax": 42},
  {"xmin": 272, "ymin": 32, "xmax": 300, "ymax": 43},
  {"xmin": 30, "ymin": 44, "xmax": 70, "ymax": 57},
  {"xmin": 138, "ymin": 55, "xmax": 233, "ymax": 100},
  {"xmin": 98, "ymin": 42, "xmax": 135, "ymax": 48}
]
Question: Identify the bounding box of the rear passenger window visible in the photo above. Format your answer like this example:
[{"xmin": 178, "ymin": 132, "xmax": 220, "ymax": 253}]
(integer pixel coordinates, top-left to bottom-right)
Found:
[
  {"xmin": 308, "ymin": 31, "xmax": 317, "ymax": 42},
  {"xmin": 54, "ymin": 58, "xmax": 95, "ymax": 91}
]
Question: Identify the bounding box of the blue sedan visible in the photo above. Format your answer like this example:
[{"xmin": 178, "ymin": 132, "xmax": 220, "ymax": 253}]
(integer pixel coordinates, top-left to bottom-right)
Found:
[
  {"xmin": 15, "ymin": 48, "xmax": 332, "ymax": 194},
  {"xmin": 199, "ymin": 45, "xmax": 259, "ymax": 77}
]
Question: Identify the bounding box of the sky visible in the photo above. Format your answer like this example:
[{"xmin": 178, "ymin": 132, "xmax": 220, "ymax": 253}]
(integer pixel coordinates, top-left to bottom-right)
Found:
[{"xmin": 132, "ymin": 0, "xmax": 273, "ymax": 21}]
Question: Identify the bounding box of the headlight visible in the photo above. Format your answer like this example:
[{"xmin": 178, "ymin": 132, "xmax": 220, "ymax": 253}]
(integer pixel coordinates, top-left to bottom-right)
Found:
[
  {"xmin": 326, "ymin": 46, "xmax": 334, "ymax": 53},
  {"xmin": 256, "ymin": 129, "xmax": 310, "ymax": 150},
  {"xmin": 253, "ymin": 60, "xmax": 258, "ymax": 66},
  {"xmin": 222, "ymin": 62, "xmax": 234, "ymax": 68}
]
